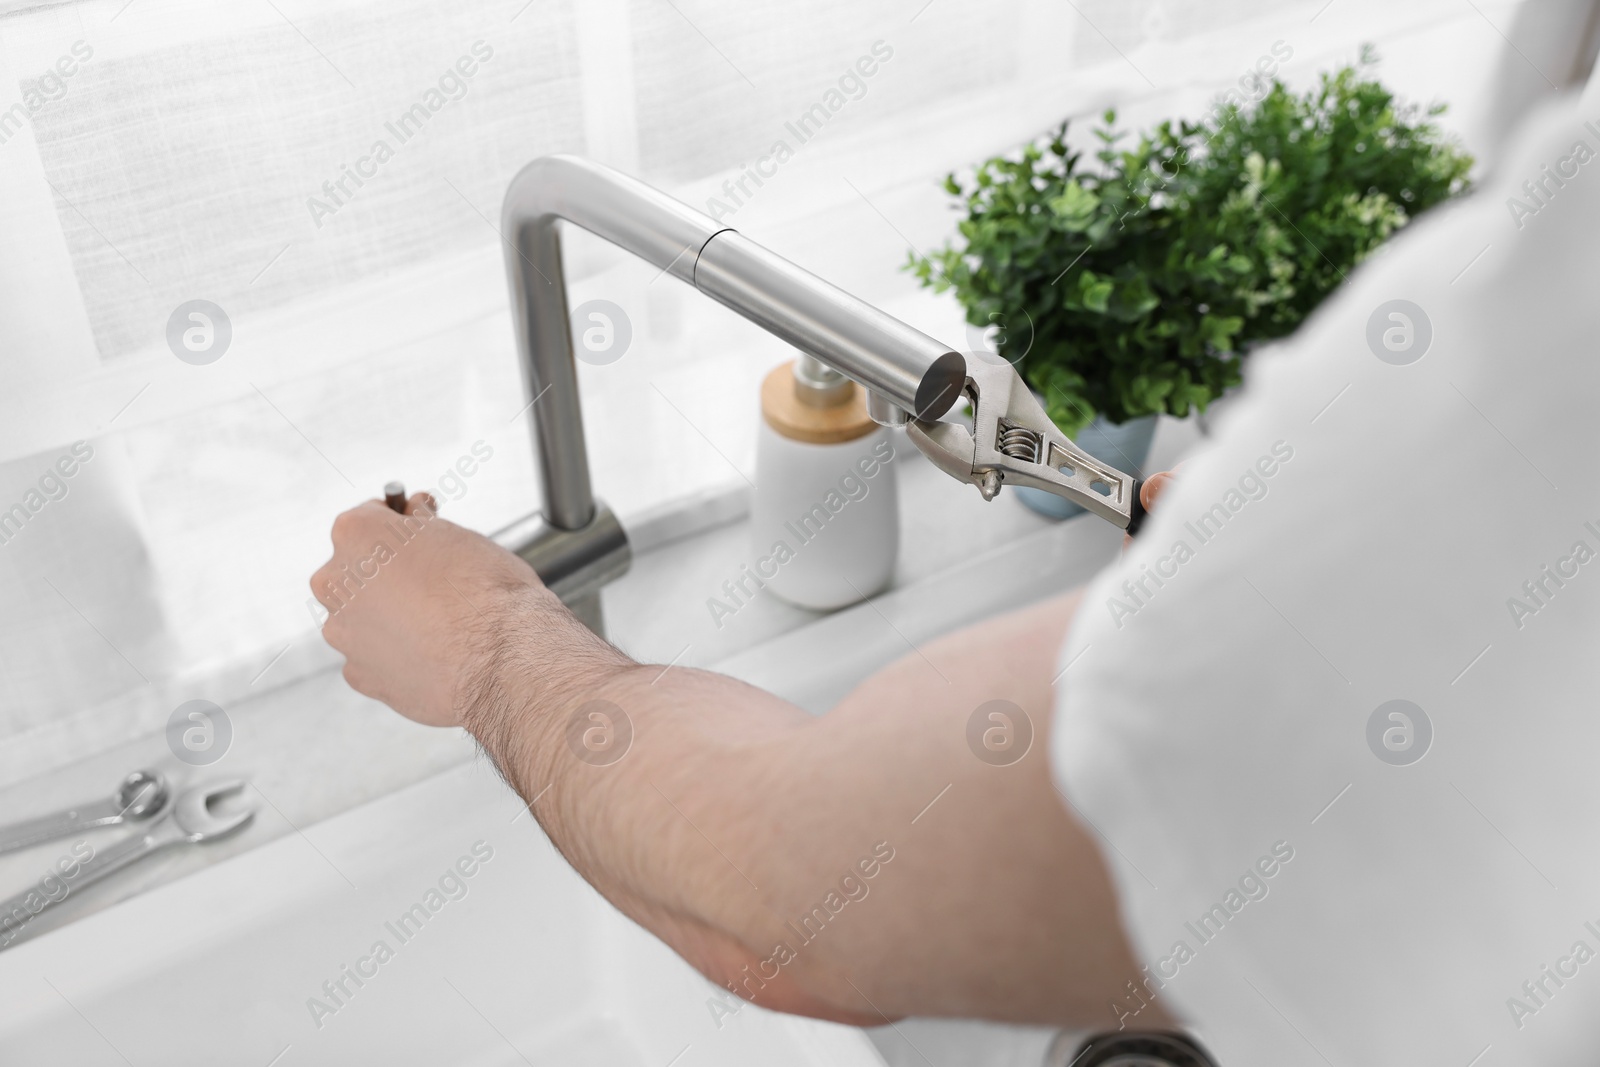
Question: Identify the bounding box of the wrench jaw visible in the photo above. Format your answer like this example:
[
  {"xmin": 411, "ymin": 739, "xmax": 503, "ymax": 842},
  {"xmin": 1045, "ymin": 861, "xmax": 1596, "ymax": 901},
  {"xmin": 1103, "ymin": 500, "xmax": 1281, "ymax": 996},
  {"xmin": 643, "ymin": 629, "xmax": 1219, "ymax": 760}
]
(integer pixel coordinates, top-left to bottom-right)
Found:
[
  {"xmin": 172, "ymin": 780, "xmax": 257, "ymax": 843},
  {"xmin": 906, "ymin": 357, "xmax": 1141, "ymax": 529}
]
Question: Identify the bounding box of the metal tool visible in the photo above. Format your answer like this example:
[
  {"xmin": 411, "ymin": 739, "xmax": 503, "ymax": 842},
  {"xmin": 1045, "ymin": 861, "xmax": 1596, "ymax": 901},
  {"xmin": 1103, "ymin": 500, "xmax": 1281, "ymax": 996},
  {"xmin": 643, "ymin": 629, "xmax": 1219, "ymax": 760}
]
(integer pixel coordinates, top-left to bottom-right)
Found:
[
  {"xmin": 0, "ymin": 780, "xmax": 255, "ymax": 949},
  {"xmin": 384, "ymin": 481, "xmax": 407, "ymax": 513},
  {"xmin": 0, "ymin": 770, "xmax": 169, "ymax": 857},
  {"xmin": 906, "ymin": 356, "xmax": 1148, "ymax": 532}
]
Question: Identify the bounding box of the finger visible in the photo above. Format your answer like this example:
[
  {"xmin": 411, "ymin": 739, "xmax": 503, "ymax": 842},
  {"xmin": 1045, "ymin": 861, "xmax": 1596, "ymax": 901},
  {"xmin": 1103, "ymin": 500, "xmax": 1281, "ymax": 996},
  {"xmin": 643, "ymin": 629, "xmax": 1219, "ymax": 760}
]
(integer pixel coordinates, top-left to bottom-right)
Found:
[
  {"xmin": 309, "ymin": 563, "xmax": 337, "ymax": 608},
  {"xmin": 341, "ymin": 660, "xmax": 375, "ymax": 698},
  {"xmin": 1126, "ymin": 469, "xmax": 1178, "ymax": 548},
  {"xmin": 407, "ymin": 491, "xmax": 438, "ymax": 516},
  {"xmin": 310, "ymin": 573, "xmax": 347, "ymax": 617},
  {"xmin": 1140, "ymin": 470, "xmax": 1176, "ymax": 511}
]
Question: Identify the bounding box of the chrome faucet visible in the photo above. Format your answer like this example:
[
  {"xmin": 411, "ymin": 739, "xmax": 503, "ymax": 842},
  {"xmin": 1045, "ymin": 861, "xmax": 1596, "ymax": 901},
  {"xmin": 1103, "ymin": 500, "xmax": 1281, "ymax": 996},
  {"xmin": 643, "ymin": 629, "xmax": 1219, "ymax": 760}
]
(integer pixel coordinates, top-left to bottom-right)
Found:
[{"xmin": 490, "ymin": 156, "xmax": 1145, "ymax": 633}]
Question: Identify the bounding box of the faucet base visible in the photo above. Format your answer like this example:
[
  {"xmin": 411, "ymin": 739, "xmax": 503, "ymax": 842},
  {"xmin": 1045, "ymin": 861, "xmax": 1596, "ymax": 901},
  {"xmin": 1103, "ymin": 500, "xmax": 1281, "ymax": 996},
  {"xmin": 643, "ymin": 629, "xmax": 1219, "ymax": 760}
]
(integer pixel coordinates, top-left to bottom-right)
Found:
[{"xmin": 492, "ymin": 501, "xmax": 631, "ymax": 634}]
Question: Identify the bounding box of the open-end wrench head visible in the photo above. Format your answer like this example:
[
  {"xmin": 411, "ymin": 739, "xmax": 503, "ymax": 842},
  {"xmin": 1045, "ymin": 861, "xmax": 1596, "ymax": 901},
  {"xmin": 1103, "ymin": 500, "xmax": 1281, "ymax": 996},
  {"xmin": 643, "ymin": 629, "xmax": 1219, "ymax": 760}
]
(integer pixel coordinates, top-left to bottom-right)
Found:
[{"xmin": 173, "ymin": 780, "xmax": 256, "ymax": 842}]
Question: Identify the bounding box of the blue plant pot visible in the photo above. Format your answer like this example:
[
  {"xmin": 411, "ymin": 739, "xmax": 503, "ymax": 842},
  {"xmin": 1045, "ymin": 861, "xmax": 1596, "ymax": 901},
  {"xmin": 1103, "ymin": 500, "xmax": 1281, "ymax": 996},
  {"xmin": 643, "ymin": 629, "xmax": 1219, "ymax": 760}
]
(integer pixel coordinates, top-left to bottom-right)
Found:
[{"xmin": 1014, "ymin": 413, "xmax": 1158, "ymax": 520}]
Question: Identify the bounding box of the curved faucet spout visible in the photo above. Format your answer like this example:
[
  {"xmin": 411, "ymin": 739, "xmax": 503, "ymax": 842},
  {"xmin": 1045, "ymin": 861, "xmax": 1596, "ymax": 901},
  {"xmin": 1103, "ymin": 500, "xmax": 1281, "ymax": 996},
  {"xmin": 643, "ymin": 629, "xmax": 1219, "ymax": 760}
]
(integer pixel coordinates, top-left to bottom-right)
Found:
[
  {"xmin": 492, "ymin": 155, "xmax": 1142, "ymax": 634},
  {"xmin": 500, "ymin": 154, "xmax": 967, "ymax": 530}
]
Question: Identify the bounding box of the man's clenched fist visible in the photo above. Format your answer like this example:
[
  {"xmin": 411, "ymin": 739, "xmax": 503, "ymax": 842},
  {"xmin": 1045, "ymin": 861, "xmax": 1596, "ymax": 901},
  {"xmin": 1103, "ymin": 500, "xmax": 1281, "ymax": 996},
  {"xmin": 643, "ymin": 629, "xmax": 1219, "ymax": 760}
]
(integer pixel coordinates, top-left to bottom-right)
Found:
[{"xmin": 310, "ymin": 494, "xmax": 544, "ymax": 727}]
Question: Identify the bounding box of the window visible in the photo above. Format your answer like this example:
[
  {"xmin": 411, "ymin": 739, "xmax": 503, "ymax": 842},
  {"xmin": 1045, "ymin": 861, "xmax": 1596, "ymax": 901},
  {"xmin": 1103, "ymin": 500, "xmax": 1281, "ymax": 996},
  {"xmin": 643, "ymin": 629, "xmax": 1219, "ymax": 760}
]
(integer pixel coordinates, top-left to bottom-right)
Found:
[{"xmin": 0, "ymin": 0, "xmax": 1519, "ymax": 776}]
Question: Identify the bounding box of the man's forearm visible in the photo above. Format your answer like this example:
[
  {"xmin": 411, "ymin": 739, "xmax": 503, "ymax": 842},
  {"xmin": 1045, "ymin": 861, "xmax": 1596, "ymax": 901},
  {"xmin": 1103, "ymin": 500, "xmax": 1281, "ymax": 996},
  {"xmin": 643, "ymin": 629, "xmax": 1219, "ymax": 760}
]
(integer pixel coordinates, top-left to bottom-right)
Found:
[
  {"xmin": 458, "ymin": 583, "xmax": 1163, "ymax": 1030},
  {"xmin": 457, "ymin": 583, "xmax": 868, "ymax": 1018}
]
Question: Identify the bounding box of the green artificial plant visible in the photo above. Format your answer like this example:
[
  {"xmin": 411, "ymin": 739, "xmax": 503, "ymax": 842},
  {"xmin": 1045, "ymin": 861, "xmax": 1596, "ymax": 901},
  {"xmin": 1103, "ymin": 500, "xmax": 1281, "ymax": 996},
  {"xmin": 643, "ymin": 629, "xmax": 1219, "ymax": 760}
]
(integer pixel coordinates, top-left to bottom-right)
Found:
[{"xmin": 908, "ymin": 48, "xmax": 1474, "ymax": 437}]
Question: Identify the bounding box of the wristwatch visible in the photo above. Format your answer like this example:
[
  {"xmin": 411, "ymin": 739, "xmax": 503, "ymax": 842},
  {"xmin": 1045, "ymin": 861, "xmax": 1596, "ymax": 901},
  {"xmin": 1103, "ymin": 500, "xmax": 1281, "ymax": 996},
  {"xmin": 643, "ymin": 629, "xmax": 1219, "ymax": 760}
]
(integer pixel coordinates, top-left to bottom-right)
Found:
[{"xmin": 1048, "ymin": 1030, "xmax": 1220, "ymax": 1066}]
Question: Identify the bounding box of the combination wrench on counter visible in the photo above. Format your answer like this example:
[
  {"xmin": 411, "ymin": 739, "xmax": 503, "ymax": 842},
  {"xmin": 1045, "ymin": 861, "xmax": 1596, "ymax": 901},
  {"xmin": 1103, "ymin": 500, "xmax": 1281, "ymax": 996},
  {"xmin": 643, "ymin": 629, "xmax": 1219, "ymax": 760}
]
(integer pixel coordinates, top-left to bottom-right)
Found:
[{"xmin": 0, "ymin": 780, "xmax": 255, "ymax": 949}]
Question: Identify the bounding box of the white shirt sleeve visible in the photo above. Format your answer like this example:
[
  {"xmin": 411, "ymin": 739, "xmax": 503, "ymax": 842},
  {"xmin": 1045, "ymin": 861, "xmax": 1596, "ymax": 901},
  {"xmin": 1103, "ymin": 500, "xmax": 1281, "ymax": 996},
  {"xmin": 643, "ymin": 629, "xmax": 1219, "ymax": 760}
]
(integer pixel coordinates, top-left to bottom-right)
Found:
[{"xmin": 1052, "ymin": 93, "xmax": 1600, "ymax": 1067}]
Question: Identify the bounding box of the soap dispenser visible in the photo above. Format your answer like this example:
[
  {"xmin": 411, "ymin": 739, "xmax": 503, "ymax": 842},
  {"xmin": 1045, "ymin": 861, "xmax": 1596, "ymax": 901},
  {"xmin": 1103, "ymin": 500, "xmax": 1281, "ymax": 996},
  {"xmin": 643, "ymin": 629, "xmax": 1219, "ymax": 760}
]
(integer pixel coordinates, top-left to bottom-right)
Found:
[{"xmin": 750, "ymin": 355, "xmax": 899, "ymax": 610}]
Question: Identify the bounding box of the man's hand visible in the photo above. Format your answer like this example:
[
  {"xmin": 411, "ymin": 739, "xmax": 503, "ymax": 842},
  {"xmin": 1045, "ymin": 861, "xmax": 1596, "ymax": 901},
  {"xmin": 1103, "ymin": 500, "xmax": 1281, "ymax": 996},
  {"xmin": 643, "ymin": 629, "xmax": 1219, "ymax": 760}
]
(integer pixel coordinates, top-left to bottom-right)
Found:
[{"xmin": 310, "ymin": 494, "xmax": 550, "ymax": 727}]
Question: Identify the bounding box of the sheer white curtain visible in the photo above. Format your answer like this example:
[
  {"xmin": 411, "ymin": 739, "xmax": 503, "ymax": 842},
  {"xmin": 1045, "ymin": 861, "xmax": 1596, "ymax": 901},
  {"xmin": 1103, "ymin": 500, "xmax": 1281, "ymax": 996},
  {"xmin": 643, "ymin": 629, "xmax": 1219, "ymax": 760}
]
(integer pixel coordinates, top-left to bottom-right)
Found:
[{"xmin": 0, "ymin": 0, "xmax": 1533, "ymax": 777}]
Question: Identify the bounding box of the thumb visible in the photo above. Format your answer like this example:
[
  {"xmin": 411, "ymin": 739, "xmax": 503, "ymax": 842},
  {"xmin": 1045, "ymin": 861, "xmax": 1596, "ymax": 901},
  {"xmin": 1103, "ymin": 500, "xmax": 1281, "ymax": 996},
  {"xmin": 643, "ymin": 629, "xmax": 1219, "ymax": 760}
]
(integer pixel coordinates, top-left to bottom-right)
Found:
[
  {"xmin": 1124, "ymin": 466, "xmax": 1181, "ymax": 549},
  {"xmin": 1139, "ymin": 470, "xmax": 1176, "ymax": 511}
]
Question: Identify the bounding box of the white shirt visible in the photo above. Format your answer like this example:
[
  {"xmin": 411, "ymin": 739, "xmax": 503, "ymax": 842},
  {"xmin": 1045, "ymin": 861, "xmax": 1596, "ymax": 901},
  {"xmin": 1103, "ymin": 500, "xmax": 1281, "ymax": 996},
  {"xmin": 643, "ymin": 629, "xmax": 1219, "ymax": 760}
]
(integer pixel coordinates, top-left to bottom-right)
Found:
[{"xmin": 1053, "ymin": 93, "xmax": 1600, "ymax": 1066}]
